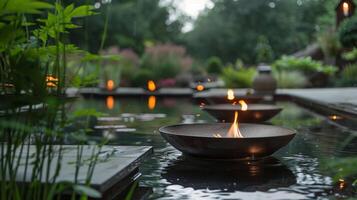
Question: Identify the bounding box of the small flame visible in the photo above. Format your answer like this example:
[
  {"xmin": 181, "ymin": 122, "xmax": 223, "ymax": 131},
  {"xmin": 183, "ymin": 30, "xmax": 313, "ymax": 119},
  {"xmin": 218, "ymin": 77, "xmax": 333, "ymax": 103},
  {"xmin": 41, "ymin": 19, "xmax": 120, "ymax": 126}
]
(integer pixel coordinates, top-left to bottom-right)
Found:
[
  {"xmin": 107, "ymin": 80, "xmax": 115, "ymax": 91},
  {"xmin": 339, "ymin": 179, "xmax": 346, "ymax": 190},
  {"xmin": 147, "ymin": 80, "xmax": 156, "ymax": 92},
  {"xmin": 343, "ymin": 2, "xmax": 349, "ymax": 16},
  {"xmin": 227, "ymin": 89, "xmax": 235, "ymax": 101},
  {"xmin": 199, "ymin": 102, "xmax": 205, "ymax": 108},
  {"xmin": 106, "ymin": 96, "xmax": 114, "ymax": 110},
  {"xmin": 46, "ymin": 75, "xmax": 58, "ymax": 88},
  {"xmin": 329, "ymin": 115, "xmax": 342, "ymax": 120},
  {"xmin": 148, "ymin": 95, "xmax": 156, "ymax": 110},
  {"xmin": 227, "ymin": 111, "xmax": 244, "ymax": 138},
  {"xmin": 239, "ymin": 100, "xmax": 248, "ymax": 111},
  {"xmin": 213, "ymin": 133, "xmax": 222, "ymax": 138},
  {"xmin": 196, "ymin": 84, "xmax": 205, "ymax": 91}
]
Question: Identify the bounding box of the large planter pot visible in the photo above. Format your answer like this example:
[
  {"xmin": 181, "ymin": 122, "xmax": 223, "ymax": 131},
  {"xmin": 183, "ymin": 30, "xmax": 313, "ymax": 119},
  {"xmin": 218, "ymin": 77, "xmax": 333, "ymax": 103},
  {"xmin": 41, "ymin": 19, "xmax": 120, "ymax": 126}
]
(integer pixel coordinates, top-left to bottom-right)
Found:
[{"xmin": 252, "ymin": 64, "xmax": 277, "ymax": 95}]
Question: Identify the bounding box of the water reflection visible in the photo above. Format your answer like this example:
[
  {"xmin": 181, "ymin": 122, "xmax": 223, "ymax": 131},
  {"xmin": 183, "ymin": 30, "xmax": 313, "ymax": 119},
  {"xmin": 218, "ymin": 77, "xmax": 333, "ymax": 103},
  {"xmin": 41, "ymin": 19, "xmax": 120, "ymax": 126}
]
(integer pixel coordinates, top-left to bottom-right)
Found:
[
  {"xmin": 162, "ymin": 156, "xmax": 296, "ymax": 192},
  {"xmin": 148, "ymin": 95, "xmax": 156, "ymax": 110},
  {"xmin": 106, "ymin": 96, "xmax": 115, "ymax": 110}
]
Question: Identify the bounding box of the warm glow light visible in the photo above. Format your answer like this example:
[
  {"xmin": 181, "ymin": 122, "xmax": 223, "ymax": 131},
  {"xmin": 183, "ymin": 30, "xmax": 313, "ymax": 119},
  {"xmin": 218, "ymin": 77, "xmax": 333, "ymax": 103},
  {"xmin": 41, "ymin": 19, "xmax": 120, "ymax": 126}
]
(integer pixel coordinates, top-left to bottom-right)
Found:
[
  {"xmin": 213, "ymin": 133, "xmax": 222, "ymax": 138},
  {"xmin": 46, "ymin": 75, "xmax": 58, "ymax": 88},
  {"xmin": 343, "ymin": 2, "xmax": 349, "ymax": 16},
  {"xmin": 329, "ymin": 115, "xmax": 342, "ymax": 120},
  {"xmin": 239, "ymin": 100, "xmax": 248, "ymax": 111},
  {"xmin": 106, "ymin": 96, "xmax": 114, "ymax": 110},
  {"xmin": 199, "ymin": 102, "xmax": 205, "ymax": 108},
  {"xmin": 196, "ymin": 84, "xmax": 205, "ymax": 91},
  {"xmin": 106, "ymin": 80, "xmax": 115, "ymax": 91},
  {"xmin": 147, "ymin": 80, "xmax": 156, "ymax": 92},
  {"xmin": 148, "ymin": 95, "xmax": 156, "ymax": 110},
  {"xmin": 227, "ymin": 111, "xmax": 244, "ymax": 138},
  {"xmin": 339, "ymin": 179, "xmax": 346, "ymax": 190},
  {"xmin": 227, "ymin": 89, "xmax": 235, "ymax": 101}
]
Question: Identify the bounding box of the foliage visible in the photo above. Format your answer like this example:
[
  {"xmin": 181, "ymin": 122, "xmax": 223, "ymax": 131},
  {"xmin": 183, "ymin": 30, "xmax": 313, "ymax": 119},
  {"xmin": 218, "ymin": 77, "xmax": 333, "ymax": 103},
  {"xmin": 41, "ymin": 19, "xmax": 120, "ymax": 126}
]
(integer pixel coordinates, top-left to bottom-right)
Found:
[
  {"xmin": 0, "ymin": 0, "xmax": 110, "ymax": 199},
  {"xmin": 339, "ymin": 15, "xmax": 357, "ymax": 48},
  {"xmin": 273, "ymin": 56, "xmax": 338, "ymax": 76},
  {"xmin": 273, "ymin": 70, "xmax": 308, "ymax": 88},
  {"xmin": 140, "ymin": 43, "xmax": 192, "ymax": 81},
  {"xmin": 131, "ymin": 69, "xmax": 155, "ymax": 87},
  {"xmin": 336, "ymin": 64, "xmax": 357, "ymax": 87},
  {"xmin": 69, "ymin": 0, "xmax": 184, "ymax": 54},
  {"xmin": 184, "ymin": 0, "xmax": 329, "ymax": 63},
  {"xmin": 343, "ymin": 48, "xmax": 357, "ymax": 61},
  {"xmin": 322, "ymin": 157, "xmax": 357, "ymax": 183},
  {"xmin": 206, "ymin": 56, "xmax": 223, "ymax": 74},
  {"xmin": 317, "ymin": 30, "xmax": 341, "ymax": 58},
  {"xmin": 221, "ymin": 66, "xmax": 256, "ymax": 88},
  {"xmin": 255, "ymin": 35, "xmax": 274, "ymax": 63}
]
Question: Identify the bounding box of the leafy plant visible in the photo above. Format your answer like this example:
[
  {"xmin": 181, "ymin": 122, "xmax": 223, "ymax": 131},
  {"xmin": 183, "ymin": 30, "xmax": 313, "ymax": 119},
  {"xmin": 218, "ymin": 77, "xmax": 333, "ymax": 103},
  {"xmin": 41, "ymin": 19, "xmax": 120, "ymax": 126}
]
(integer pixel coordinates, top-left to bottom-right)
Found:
[
  {"xmin": 221, "ymin": 66, "xmax": 256, "ymax": 88},
  {"xmin": 273, "ymin": 70, "xmax": 308, "ymax": 88},
  {"xmin": 206, "ymin": 56, "xmax": 223, "ymax": 74},
  {"xmin": 339, "ymin": 15, "xmax": 357, "ymax": 48},
  {"xmin": 273, "ymin": 56, "xmax": 338, "ymax": 76},
  {"xmin": 336, "ymin": 64, "xmax": 357, "ymax": 87}
]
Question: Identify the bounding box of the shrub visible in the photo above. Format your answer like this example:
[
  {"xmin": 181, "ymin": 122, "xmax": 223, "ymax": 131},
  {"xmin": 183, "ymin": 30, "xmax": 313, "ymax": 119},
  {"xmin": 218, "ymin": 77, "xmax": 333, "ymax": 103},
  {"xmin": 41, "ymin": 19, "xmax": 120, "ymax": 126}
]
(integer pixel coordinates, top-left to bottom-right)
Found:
[
  {"xmin": 206, "ymin": 56, "xmax": 223, "ymax": 74},
  {"xmin": 140, "ymin": 43, "xmax": 192, "ymax": 80},
  {"xmin": 131, "ymin": 69, "xmax": 155, "ymax": 87},
  {"xmin": 273, "ymin": 71, "xmax": 308, "ymax": 88},
  {"xmin": 338, "ymin": 15, "xmax": 357, "ymax": 48},
  {"xmin": 221, "ymin": 66, "xmax": 256, "ymax": 88},
  {"xmin": 336, "ymin": 64, "xmax": 357, "ymax": 87},
  {"xmin": 273, "ymin": 56, "xmax": 337, "ymax": 76},
  {"xmin": 255, "ymin": 35, "xmax": 274, "ymax": 63}
]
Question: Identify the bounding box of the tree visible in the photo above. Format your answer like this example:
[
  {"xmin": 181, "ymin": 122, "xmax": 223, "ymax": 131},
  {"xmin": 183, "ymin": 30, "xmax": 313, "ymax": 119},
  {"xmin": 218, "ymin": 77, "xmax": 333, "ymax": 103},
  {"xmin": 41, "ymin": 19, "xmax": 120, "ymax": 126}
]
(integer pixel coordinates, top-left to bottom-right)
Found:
[{"xmin": 184, "ymin": 0, "xmax": 329, "ymax": 64}]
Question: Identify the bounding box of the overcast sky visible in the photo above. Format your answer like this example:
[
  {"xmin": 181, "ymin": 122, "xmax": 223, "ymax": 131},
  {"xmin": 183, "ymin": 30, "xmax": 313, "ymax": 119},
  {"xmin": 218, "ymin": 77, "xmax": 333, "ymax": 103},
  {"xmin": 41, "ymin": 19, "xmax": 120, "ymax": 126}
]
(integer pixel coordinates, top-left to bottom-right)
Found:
[{"xmin": 170, "ymin": 0, "xmax": 213, "ymax": 32}]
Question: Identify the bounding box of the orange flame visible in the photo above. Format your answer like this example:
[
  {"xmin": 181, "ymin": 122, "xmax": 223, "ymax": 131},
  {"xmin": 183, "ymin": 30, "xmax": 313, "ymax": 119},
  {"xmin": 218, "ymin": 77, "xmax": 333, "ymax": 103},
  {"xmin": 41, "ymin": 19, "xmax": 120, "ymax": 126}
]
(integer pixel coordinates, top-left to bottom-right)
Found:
[
  {"xmin": 196, "ymin": 84, "xmax": 204, "ymax": 91},
  {"xmin": 227, "ymin": 89, "xmax": 235, "ymax": 101},
  {"xmin": 343, "ymin": 2, "xmax": 349, "ymax": 16},
  {"xmin": 147, "ymin": 80, "xmax": 156, "ymax": 92},
  {"xmin": 148, "ymin": 95, "xmax": 156, "ymax": 110},
  {"xmin": 239, "ymin": 100, "xmax": 248, "ymax": 111},
  {"xmin": 106, "ymin": 96, "xmax": 114, "ymax": 110},
  {"xmin": 46, "ymin": 75, "xmax": 58, "ymax": 88},
  {"xmin": 107, "ymin": 80, "xmax": 115, "ymax": 91},
  {"xmin": 227, "ymin": 111, "xmax": 244, "ymax": 138}
]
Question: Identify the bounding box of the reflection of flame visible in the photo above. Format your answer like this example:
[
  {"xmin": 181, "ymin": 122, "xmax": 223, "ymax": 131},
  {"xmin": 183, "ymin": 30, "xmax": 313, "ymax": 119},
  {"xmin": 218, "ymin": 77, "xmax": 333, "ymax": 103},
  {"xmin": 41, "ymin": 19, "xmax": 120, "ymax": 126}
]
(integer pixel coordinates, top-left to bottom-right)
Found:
[
  {"xmin": 107, "ymin": 80, "xmax": 114, "ymax": 91},
  {"xmin": 106, "ymin": 96, "xmax": 114, "ymax": 110},
  {"xmin": 239, "ymin": 100, "xmax": 248, "ymax": 111},
  {"xmin": 148, "ymin": 95, "xmax": 156, "ymax": 110},
  {"xmin": 196, "ymin": 84, "xmax": 204, "ymax": 91},
  {"xmin": 343, "ymin": 2, "xmax": 349, "ymax": 16},
  {"xmin": 227, "ymin": 111, "xmax": 244, "ymax": 138},
  {"xmin": 46, "ymin": 75, "xmax": 58, "ymax": 88},
  {"xmin": 227, "ymin": 89, "xmax": 235, "ymax": 100},
  {"xmin": 147, "ymin": 80, "xmax": 156, "ymax": 92},
  {"xmin": 339, "ymin": 179, "xmax": 346, "ymax": 190}
]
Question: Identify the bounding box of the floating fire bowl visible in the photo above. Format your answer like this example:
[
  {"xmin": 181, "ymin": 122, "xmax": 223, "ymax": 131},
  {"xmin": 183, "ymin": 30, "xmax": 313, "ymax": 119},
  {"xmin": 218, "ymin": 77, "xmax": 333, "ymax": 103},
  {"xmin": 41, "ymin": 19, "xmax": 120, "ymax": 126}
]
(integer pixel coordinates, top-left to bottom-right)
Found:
[
  {"xmin": 159, "ymin": 123, "xmax": 295, "ymax": 159},
  {"xmin": 203, "ymin": 104, "xmax": 282, "ymax": 123}
]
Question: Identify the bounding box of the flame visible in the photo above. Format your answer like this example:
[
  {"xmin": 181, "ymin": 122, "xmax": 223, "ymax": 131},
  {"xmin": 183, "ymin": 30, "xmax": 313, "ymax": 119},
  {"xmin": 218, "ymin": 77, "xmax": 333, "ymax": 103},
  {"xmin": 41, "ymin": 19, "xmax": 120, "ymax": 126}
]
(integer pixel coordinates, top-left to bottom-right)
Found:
[
  {"xmin": 343, "ymin": 2, "xmax": 349, "ymax": 16},
  {"xmin": 239, "ymin": 100, "xmax": 248, "ymax": 111},
  {"xmin": 46, "ymin": 75, "xmax": 58, "ymax": 88},
  {"xmin": 227, "ymin": 111, "xmax": 244, "ymax": 138},
  {"xmin": 106, "ymin": 80, "xmax": 115, "ymax": 91},
  {"xmin": 339, "ymin": 179, "xmax": 346, "ymax": 189},
  {"xmin": 329, "ymin": 115, "xmax": 342, "ymax": 120},
  {"xmin": 106, "ymin": 96, "xmax": 114, "ymax": 110},
  {"xmin": 196, "ymin": 84, "xmax": 204, "ymax": 91},
  {"xmin": 199, "ymin": 102, "xmax": 205, "ymax": 108},
  {"xmin": 147, "ymin": 80, "xmax": 156, "ymax": 92},
  {"xmin": 148, "ymin": 95, "xmax": 156, "ymax": 110},
  {"xmin": 227, "ymin": 89, "xmax": 235, "ymax": 100},
  {"xmin": 213, "ymin": 133, "xmax": 222, "ymax": 138}
]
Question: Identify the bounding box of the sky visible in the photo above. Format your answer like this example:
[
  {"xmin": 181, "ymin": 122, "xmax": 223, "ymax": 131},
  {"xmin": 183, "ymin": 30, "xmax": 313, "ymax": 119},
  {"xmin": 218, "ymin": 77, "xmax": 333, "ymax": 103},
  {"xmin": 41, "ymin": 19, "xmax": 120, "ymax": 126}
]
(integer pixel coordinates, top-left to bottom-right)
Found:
[{"xmin": 171, "ymin": 0, "xmax": 214, "ymax": 32}]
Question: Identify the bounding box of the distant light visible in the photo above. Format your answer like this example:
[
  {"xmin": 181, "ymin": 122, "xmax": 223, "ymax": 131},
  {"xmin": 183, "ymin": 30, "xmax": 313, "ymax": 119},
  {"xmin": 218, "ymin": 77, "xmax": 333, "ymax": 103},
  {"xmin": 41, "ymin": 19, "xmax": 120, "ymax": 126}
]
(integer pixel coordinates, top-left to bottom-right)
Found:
[
  {"xmin": 343, "ymin": 2, "xmax": 350, "ymax": 16},
  {"xmin": 268, "ymin": 2, "xmax": 275, "ymax": 8},
  {"xmin": 196, "ymin": 84, "xmax": 205, "ymax": 91}
]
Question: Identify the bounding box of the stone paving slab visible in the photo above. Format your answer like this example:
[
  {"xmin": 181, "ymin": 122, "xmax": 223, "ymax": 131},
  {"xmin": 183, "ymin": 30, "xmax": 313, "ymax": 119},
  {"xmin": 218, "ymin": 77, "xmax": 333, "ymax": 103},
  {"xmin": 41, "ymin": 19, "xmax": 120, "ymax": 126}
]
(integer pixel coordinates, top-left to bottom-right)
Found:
[
  {"xmin": 11, "ymin": 145, "xmax": 153, "ymax": 193},
  {"xmin": 78, "ymin": 87, "xmax": 193, "ymax": 97}
]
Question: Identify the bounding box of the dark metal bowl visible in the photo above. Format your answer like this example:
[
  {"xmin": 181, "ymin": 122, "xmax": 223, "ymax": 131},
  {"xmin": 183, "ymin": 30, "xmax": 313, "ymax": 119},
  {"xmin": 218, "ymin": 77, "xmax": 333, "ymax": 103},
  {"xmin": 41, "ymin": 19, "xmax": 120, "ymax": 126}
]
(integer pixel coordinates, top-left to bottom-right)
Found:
[
  {"xmin": 203, "ymin": 104, "xmax": 282, "ymax": 123},
  {"xmin": 159, "ymin": 123, "xmax": 296, "ymax": 159},
  {"xmin": 162, "ymin": 156, "xmax": 296, "ymax": 191}
]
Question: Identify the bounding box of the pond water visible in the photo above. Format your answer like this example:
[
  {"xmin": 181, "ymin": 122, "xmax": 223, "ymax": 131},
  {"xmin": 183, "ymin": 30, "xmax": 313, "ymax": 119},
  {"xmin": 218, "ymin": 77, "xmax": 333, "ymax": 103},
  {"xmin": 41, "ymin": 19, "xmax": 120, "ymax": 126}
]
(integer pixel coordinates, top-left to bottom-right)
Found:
[{"xmin": 71, "ymin": 96, "xmax": 357, "ymax": 200}]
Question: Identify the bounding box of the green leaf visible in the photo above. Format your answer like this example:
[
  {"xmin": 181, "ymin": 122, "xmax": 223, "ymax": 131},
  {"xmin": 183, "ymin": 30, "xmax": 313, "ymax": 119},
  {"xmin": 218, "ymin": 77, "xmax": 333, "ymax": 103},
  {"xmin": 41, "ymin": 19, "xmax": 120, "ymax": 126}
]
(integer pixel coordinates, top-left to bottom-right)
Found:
[
  {"xmin": 73, "ymin": 185, "xmax": 102, "ymax": 198},
  {"xmin": 70, "ymin": 5, "xmax": 96, "ymax": 18}
]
